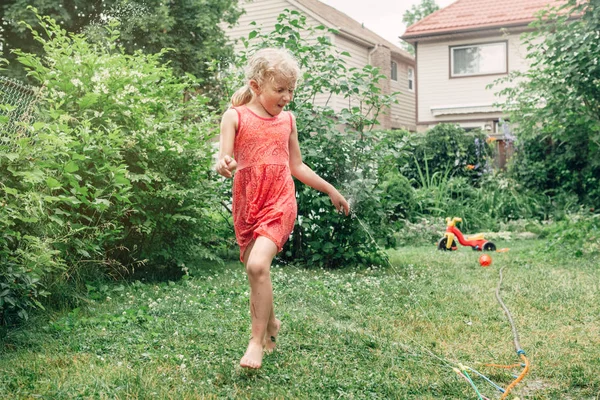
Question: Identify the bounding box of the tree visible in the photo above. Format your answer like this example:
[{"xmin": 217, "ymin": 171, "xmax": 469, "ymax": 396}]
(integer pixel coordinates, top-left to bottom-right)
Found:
[
  {"xmin": 495, "ymin": 0, "xmax": 600, "ymax": 208},
  {"xmin": 0, "ymin": 0, "xmax": 242, "ymax": 86},
  {"xmin": 400, "ymin": 0, "xmax": 439, "ymax": 55},
  {"xmin": 403, "ymin": 0, "xmax": 439, "ymax": 27}
]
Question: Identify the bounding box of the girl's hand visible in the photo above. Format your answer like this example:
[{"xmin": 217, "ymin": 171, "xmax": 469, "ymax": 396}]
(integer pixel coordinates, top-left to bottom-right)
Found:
[
  {"xmin": 329, "ymin": 189, "xmax": 350, "ymax": 216},
  {"xmin": 216, "ymin": 155, "xmax": 237, "ymax": 178}
]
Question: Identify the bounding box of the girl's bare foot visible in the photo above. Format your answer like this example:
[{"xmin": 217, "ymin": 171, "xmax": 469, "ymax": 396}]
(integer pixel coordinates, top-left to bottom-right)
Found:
[
  {"xmin": 265, "ymin": 319, "xmax": 281, "ymax": 353},
  {"xmin": 240, "ymin": 338, "xmax": 263, "ymax": 369}
]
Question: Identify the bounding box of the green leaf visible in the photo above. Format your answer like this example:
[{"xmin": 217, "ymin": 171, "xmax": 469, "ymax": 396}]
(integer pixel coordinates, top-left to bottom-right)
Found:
[
  {"xmin": 46, "ymin": 177, "xmax": 62, "ymax": 189},
  {"xmin": 64, "ymin": 161, "xmax": 79, "ymax": 173},
  {"xmin": 94, "ymin": 198, "xmax": 111, "ymax": 207},
  {"xmin": 76, "ymin": 248, "xmax": 91, "ymax": 257},
  {"xmin": 78, "ymin": 93, "xmax": 100, "ymax": 109},
  {"xmin": 114, "ymin": 175, "xmax": 130, "ymax": 185},
  {"xmin": 32, "ymin": 121, "xmax": 46, "ymax": 131}
]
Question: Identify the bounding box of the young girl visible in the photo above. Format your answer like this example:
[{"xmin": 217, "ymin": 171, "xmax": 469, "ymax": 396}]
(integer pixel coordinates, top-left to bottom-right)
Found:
[{"xmin": 216, "ymin": 48, "xmax": 350, "ymax": 369}]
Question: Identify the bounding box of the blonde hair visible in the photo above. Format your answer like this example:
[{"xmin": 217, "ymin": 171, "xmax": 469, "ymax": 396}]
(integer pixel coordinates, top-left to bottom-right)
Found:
[{"xmin": 231, "ymin": 48, "xmax": 301, "ymax": 106}]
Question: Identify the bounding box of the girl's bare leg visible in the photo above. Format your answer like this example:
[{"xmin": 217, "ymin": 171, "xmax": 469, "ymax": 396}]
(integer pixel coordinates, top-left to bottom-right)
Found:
[
  {"xmin": 265, "ymin": 305, "xmax": 281, "ymax": 353},
  {"xmin": 240, "ymin": 236, "xmax": 278, "ymax": 369}
]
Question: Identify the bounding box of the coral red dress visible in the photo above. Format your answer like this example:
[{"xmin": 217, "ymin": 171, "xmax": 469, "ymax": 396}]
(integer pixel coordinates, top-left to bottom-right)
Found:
[{"xmin": 232, "ymin": 105, "xmax": 297, "ymax": 262}]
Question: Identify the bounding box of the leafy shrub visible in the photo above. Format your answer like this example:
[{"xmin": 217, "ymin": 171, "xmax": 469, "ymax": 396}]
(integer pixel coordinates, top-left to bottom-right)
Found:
[
  {"xmin": 0, "ymin": 234, "xmax": 64, "ymax": 324},
  {"xmin": 494, "ymin": 1, "xmax": 600, "ymax": 209},
  {"xmin": 393, "ymin": 217, "xmax": 442, "ymax": 247},
  {"xmin": 538, "ymin": 212, "xmax": 599, "ymax": 257},
  {"xmin": 1, "ymin": 10, "xmax": 222, "ymax": 323},
  {"xmin": 507, "ymin": 132, "xmax": 600, "ymax": 210},
  {"xmin": 399, "ymin": 124, "xmax": 492, "ymax": 186},
  {"xmin": 407, "ymin": 170, "xmax": 551, "ymax": 234},
  {"xmin": 380, "ymin": 170, "xmax": 415, "ymax": 224}
]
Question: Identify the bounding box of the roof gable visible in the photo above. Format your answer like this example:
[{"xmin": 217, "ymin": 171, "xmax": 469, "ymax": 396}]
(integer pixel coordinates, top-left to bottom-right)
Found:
[
  {"xmin": 293, "ymin": 0, "xmax": 413, "ymax": 59},
  {"xmin": 402, "ymin": 0, "xmax": 568, "ymax": 40}
]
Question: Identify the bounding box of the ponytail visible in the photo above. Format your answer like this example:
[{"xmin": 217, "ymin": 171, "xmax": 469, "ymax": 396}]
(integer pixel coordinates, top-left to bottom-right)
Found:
[{"xmin": 231, "ymin": 85, "xmax": 253, "ymax": 106}]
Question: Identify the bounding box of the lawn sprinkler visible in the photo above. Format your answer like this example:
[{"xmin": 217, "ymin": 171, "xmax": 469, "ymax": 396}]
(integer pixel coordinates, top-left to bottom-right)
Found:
[{"xmin": 437, "ymin": 217, "xmax": 496, "ymax": 252}]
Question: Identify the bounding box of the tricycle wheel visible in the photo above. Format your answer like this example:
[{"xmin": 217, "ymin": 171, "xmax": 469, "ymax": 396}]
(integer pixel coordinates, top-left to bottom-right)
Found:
[
  {"xmin": 483, "ymin": 241, "xmax": 496, "ymax": 252},
  {"xmin": 437, "ymin": 237, "xmax": 456, "ymax": 251}
]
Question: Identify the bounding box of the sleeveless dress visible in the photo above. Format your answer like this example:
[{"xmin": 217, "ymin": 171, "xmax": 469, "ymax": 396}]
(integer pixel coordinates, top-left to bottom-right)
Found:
[{"xmin": 232, "ymin": 105, "xmax": 297, "ymax": 262}]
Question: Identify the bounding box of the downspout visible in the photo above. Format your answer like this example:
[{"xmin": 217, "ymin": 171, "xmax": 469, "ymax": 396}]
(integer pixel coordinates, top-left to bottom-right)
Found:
[
  {"xmin": 368, "ymin": 43, "xmax": 380, "ymax": 65},
  {"xmin": 414, "ymin": 41, "xmax": 419, "ymax": 129}
]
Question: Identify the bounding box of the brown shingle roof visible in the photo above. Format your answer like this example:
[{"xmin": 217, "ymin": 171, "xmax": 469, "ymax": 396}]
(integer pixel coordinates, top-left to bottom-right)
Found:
[
  {"xmin": 402, "ymin": 0, "xmax": 568, "ymax": 40},
  {"xmin": 294, "ymin": 0, "xmax": 413, "ymax": 60}
]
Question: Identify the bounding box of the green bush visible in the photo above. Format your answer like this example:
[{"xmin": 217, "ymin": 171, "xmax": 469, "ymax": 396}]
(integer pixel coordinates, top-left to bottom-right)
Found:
[
  {"xmin": 494, "ymin": 1, "xmax": 600, "ymax": 209},
  {"xmin": 1, "ymin": 11, "xmax": 222, "ymax": 323},
  {"xmin": 538, "ymin": 212, "xmax": 599, "ymax": 257},
  {"xmin": 378, "ymin": 123, "xmax": 551, "ymax": 234},
  {"xmin": 399, "ymin": 124, "xmax": 492, "ymax": 186},
  {"xmin": 507, "ymin": 132, "xmax": 600, "ymax": 210}
]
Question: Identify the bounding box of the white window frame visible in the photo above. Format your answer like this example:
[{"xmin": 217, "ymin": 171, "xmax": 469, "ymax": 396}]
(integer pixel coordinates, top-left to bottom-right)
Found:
[
  {"xmin": 391, "ymin": 61, "xmax": 398, "ymax": 81},
  {"xmin": 407, "ymin": 67, "xmax": 414, "ymax": 92},
  {"xmin": 450, "ymin": 41, "xmax": 508, "ymax": 78}
]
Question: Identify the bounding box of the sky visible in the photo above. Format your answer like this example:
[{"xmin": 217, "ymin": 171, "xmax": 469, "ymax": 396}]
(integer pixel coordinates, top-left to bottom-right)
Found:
[{"xmin": 319, "ymin": 0, "xmax": 457, "ymax": 45}]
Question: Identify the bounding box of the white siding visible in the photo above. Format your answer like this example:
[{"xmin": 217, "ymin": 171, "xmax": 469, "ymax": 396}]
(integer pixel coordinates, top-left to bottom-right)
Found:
[
  {"xmin": 417, "ymin": 33, "xmax": 531, "ymax": 124},
  {"xmin": 332, "ymin": 36, "xmax": 370, "ymax": 112},
  {"xmin": 227, "ymin": 0, "xmax": 309, "ymax": 52},
  {"xmin": 391, "ymin": 59, "xmax": 416, "ymax": 130}
]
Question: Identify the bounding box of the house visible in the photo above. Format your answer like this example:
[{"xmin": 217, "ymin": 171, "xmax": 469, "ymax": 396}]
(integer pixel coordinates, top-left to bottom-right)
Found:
[
  {"xmin": 226, "ymin": 0, "xmax": 416, "ymax": 131},
  {"xmin": 401, "ymin": 0, "xmax": 568, "ymax": 136}
]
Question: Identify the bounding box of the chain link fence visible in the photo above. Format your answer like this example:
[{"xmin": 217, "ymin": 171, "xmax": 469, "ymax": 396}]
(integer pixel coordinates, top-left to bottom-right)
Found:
[{"xmin": 0, "ymin": 76, "xmax": 41, "ymax": 151}]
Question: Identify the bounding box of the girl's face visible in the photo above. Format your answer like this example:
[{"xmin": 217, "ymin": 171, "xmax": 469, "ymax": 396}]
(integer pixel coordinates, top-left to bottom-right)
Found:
[{"xmin": 252, "ymin": 75, "xmax": 295, "ymax": 117}]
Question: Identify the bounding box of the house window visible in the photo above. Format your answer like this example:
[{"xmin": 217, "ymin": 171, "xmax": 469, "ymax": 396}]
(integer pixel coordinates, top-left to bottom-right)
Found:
[
  {"xmin": 408, "ymin": 67, "xmax": 414, "ymax": 91},
  {"xmin": 391, "ymin": 61, "xmax": 398, "ymax": 81},
  {"xmin": 450, "ymin": 42, "xmax": 507, "ymax": 77}
]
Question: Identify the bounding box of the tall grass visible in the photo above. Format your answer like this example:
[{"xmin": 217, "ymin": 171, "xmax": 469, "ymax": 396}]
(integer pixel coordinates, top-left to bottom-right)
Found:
[{"xmin": 411, "ymin": 155, "xmax": 453, "ymax": 217}]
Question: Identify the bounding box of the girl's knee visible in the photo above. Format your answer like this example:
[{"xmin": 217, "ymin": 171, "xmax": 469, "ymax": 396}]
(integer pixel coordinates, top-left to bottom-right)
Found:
[{"xmin": 246, "ymin": 259, "xmax": 269, "ymax": 279}]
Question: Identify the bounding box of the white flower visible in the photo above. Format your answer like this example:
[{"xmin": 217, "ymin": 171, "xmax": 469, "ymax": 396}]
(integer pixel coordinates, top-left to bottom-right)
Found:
[
  {"xmin": 93, "ymin": 83, "xmax": 109, "ymax": 95},
  {"xmin": 71, "ymin": 78, "xmax": 83, "ymax": 87},
  {"xmin": 123, "ymin": 84, "xmax": 138, "ymax": 95}
]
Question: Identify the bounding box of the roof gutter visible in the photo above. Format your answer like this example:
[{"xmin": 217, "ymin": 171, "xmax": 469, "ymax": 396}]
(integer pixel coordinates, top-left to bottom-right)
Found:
[
  {"xmin": 403, "ymin": 13, "xmax": 580, "ymax": 43},
  {"xmin": 401, "ymin": 21, "xmax": 537, "ymax": 43},
  {"xmin": 337, "ymin": 27, "xmax": 376, "ymax": 47},
  {"xmin": 338, "ymin": 28, "xmax": 415, "ymax": 65}
]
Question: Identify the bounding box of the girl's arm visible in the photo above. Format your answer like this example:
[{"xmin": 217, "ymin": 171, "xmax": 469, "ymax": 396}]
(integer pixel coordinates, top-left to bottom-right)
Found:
[
  {"xmin": 216, "ymin": 108, "xmax": 238, "ymax": 178},
  {"xmin": 288, "ymin": 114, "xmax": 350, "ymax": 215}
]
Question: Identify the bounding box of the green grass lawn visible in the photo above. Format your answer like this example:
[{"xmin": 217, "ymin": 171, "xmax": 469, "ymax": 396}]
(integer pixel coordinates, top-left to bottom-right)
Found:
[{"xmin": 1, "ymin": 240, "xmax": 599, "ymax": 399}]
